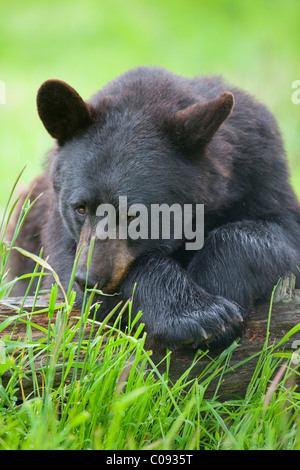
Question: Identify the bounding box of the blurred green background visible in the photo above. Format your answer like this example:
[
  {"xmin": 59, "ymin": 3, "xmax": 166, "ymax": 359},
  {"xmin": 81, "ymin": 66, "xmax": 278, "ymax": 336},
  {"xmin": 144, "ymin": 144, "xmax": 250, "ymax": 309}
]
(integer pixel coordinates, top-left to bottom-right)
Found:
[{"xmin": 1, "ymin": 0, "xmax": 300, "ymax": 212}]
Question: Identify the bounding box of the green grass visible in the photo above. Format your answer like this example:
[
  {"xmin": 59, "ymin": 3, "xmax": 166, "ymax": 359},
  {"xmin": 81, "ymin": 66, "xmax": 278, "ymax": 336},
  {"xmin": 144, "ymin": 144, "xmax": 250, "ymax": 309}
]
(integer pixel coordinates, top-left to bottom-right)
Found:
[
  {"xmin": 0, "ymin": 279, "xmax": 300, "ymax": 450},
  {"xmin": 0, "ymin": 177, "xmax": 300, "ymax": 450},
  {"xmin": 0, "ymin": 0, "xmax": 300, "ymax": 209}
]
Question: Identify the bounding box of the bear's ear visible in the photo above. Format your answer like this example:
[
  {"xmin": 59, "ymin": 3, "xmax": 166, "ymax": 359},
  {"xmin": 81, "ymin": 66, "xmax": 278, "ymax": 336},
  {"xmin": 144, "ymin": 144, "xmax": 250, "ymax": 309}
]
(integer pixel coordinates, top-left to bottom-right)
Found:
[
  {"xmin": 172, "ymin": 92, "xmax": 234, "ymax": 153},
  {"xmin": 37, "ymin": 80, "xmax": 94, "ymax": 145}
]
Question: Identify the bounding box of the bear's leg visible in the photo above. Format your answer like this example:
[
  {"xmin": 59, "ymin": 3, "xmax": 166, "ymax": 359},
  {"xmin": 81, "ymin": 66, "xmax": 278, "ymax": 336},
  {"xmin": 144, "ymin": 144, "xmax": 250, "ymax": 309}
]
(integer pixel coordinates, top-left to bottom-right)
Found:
[
  {"xmin": 97, "ymin": 219, "xmax": 299, "ymax": 350},
  {"xmin": 187, "ymin": 220, "xmax": 299, "ymax": 309},
  {"xmin": 97, "ymin": 251, "xmax": 245, "ymax": 350}
]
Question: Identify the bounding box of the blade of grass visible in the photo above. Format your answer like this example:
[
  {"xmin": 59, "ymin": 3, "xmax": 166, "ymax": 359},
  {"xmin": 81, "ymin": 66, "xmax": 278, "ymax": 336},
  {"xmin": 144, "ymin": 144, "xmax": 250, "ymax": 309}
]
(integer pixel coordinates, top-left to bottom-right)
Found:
[
  {"xmin": 14, "ymin": 247, "xmax": 68, "ymax": 308},
  {"xmin": 0, "ymin": 165, "xmax": 26, "ymax": 237}
]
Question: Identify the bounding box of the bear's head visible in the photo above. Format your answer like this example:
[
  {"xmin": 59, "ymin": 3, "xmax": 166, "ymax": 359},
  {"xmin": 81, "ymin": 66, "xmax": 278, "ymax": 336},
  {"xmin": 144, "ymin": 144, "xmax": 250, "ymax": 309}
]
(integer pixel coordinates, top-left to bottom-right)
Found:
[{"xmin": 36, "ymin": 70, "xmax": 234, "ymax": 293}]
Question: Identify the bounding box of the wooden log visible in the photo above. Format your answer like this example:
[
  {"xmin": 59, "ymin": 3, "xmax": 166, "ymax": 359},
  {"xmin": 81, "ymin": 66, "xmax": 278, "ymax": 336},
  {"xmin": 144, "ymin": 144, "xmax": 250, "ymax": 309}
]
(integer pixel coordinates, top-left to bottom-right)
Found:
[
  {"xmin": 0, "ymin": 295, "xmax": 78, "ymax": 339},
  {"xmin": 0, "ymin": 296, "xmax": 94, "ymax": 398},
  {"xmin": 151, "ymin": 276, "xmax": 300, "ymax": 397},
  {"xmin": 1, "ymin": 280, "xmax": 300, "ymax": 400},
  {"xmin": 151, "ymin": 295, "xmax": 300, "ymax": 397}
]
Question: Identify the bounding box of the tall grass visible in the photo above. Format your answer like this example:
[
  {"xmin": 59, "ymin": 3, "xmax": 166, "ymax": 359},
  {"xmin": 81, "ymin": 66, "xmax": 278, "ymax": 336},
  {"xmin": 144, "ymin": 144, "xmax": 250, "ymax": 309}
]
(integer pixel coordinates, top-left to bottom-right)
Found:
[{"xmin": 0, "ymin": 174, "xmax": 300, "ymax": 450}]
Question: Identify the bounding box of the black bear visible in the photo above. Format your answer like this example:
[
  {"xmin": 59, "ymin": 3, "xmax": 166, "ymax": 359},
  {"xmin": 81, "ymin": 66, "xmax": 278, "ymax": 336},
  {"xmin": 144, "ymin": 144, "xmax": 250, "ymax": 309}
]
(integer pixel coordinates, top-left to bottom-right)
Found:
[{"xmin": 7, "ymin": 66, "xmax": 300, "ymax": 349}]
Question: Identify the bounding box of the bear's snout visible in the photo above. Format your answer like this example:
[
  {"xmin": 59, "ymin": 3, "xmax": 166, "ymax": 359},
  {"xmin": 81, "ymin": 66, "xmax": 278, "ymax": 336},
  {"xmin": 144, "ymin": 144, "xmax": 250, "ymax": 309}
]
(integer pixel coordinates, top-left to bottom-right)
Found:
[{"xmin": 75, "ymin": 269, "xmax": 106, "ymax": 291}]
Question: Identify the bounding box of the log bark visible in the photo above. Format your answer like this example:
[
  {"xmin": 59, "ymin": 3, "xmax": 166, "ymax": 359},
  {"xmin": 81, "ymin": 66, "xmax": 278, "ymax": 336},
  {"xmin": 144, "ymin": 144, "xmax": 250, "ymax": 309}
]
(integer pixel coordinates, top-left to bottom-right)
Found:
[
  {"xmin": 151, "ymin": 275, "xmax": 300, "ymax": 397},
  {"xmin": 1, "ymin": 279, "xmax": 300, "ymax": 400},
  {"xmin": 151, "ymin": 293, "xmax": 300, "ymax": 397}
]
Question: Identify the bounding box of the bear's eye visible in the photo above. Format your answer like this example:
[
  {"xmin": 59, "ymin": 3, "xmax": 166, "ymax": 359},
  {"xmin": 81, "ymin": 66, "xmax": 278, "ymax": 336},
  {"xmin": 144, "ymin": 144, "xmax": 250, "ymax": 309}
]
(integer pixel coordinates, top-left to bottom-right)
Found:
[{"xmin": 75, "ymin": 205, "xmax": 87, "ymax": 216}]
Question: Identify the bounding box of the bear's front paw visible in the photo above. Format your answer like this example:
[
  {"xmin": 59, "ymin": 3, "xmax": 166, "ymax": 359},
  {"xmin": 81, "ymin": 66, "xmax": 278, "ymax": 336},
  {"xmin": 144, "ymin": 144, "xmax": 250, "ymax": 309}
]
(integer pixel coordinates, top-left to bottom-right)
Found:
[{"xmin": 148, "ymin": 295, "xmax": 245, "ymax": 351}]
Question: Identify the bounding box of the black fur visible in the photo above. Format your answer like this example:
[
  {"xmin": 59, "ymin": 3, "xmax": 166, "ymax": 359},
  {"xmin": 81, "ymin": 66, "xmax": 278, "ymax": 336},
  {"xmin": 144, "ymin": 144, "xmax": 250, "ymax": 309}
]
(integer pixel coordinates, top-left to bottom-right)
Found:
[{"xmin": 8, "ymin": 67, "xmax": 300, "ymax": 351}]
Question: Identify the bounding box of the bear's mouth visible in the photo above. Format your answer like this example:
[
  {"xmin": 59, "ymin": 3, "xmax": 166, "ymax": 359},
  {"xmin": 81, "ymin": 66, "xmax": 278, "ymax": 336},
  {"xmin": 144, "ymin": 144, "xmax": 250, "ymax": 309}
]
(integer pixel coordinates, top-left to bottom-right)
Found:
[
  {"xmin": 74, "ymin": 270, "xmax": 117, "ymax": 294},
  {"xmin": 74, "ymin": 269, "xmax": 103, "ymax": 292},
  {"xmin": 74, "ymin": 243, "xmax": 136, "ymax": 295}
]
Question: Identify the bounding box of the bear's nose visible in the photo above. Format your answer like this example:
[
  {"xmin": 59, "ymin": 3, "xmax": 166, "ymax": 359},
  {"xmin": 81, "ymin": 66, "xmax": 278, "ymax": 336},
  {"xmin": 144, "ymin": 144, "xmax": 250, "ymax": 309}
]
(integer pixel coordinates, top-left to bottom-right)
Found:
[{"xmin": 75, "ymin": 269, "xmax": 103, "ymax": 291}]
